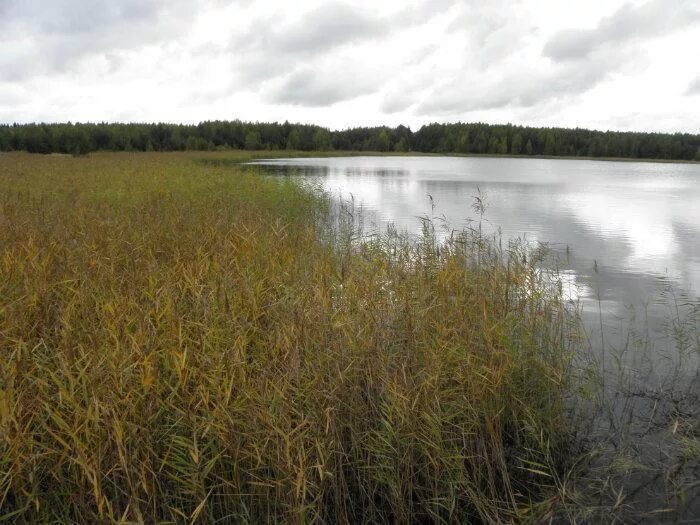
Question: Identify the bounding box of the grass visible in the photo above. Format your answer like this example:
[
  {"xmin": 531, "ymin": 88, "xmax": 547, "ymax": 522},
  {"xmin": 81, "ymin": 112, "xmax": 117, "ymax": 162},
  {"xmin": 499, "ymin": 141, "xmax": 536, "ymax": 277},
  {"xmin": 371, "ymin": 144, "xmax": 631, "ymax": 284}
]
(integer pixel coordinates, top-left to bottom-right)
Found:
[{"xmin": 0, "ymin": 151, "xmax": 592, "ymax": 522}]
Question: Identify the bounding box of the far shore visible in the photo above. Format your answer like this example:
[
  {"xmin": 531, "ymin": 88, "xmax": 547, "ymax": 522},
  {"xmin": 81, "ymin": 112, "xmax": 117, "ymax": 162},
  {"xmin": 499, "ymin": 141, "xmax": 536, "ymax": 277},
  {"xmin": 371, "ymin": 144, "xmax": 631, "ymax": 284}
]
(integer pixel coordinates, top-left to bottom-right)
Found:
[
  {"xmin": 202, "ymin": 149, "xmax": 700, "ymax": 166},
  {"xmin": 3, "ymin": 149, "xmax": 698, "ymax": 165}
]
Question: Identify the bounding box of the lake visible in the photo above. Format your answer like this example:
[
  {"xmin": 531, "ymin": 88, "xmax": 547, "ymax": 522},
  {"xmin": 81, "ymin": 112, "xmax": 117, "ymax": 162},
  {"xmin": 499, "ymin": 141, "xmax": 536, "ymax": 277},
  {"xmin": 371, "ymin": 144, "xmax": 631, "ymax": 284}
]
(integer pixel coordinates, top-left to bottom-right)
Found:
[{"xmin": 253, "ymin": 156, "xmax": 699, "ymax": 314}]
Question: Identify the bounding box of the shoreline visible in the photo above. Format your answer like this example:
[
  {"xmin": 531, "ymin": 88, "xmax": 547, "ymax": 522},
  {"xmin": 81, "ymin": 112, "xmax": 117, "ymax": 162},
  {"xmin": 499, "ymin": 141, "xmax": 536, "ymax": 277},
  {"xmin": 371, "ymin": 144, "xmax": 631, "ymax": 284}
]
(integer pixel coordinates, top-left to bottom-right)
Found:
[
  {"xmin": 201, "ymin": 149, "xmax": 700, "ymax": 166},
  {"xmin": 2, "ymin": 149, "xmax": 698, "ymax": 166},
  {"xmin": 244, "ymin": 150, "xmax": 700, "ymax": 166}
]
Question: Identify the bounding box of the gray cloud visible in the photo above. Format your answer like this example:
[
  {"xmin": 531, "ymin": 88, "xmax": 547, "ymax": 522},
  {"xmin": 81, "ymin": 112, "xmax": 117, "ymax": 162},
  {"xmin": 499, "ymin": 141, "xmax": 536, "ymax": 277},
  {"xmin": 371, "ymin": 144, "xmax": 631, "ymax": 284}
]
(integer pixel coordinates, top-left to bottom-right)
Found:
[
  {"xmin": 0, "ymin": 0, "xmax": 197, "ymax": 80},
  {"xmin": 380, "ymin": 92, "xmax": 417, "ymax": 114},
  {"xmin": 232, "ymin": 3, "xmax": 384, "ymax": 58},
  {"xmin": 378, "ymin": 70, "xmax": 437, "ymax": 114},
  {"xmin": 446, "ymin": 1, "xmax": 535, "ymax": 68},
  {"xmin": 413, "ymin": 0, "xmax": 694, "ymax": 116},
  {"xmin": 266, "ymin": 62, "xmax": 380, "ymax": 106},
  {"xmin": 543, "ymin": 0, "xmax": 700, "ymax": 62},
  {"xmin": 228, "ymin": 0, "xmax": 451, "ymax": 92},
  {"xmin": 415, "ymin": 47, "xmax": 639, "ymax": 115},
  {"xmin": 687, "ymin": 75, "xmax": 700, "ymax": 96},
  {"xmin": 226, "ymin": 2, "xmax": 389, "ymax": 95},
  {"xmin": 0, "ymin": 0, "xmax": 696, "ymax": 129}
]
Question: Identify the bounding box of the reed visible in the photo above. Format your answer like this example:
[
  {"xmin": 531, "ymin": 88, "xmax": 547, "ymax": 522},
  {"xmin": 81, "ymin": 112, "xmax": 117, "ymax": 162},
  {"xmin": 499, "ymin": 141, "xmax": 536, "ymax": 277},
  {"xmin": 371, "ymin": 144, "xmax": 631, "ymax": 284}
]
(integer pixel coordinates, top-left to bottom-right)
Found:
[{"xmin": 0, "ymin": 152, "xmax": 581, "ymax": 523}]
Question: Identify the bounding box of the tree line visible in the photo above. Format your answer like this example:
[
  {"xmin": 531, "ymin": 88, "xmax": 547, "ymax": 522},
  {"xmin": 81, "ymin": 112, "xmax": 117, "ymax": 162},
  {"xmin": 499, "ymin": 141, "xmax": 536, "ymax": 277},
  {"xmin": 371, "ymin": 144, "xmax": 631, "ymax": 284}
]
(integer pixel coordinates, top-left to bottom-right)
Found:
[{"xmin": 1, "ymin": 120, "xmax": 698, "ymax": 160}]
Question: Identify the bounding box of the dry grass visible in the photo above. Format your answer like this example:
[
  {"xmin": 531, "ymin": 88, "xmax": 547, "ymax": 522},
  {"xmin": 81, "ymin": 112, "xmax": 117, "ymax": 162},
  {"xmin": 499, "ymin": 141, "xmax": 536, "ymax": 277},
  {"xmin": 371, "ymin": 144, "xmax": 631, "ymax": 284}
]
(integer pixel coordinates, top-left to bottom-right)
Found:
[{"xmin": 0, "ymin": 152, "xmax": 580, "ymax": 523}]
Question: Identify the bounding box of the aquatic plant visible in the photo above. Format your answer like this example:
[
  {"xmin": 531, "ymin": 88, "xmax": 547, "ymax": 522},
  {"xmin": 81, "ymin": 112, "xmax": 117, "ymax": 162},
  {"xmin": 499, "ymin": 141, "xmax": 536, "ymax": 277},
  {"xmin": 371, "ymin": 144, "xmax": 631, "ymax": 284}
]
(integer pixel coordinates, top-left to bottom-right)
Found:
[{"xmin": 3, "ymin": 151, "xmax": 693, "ymax": 522}]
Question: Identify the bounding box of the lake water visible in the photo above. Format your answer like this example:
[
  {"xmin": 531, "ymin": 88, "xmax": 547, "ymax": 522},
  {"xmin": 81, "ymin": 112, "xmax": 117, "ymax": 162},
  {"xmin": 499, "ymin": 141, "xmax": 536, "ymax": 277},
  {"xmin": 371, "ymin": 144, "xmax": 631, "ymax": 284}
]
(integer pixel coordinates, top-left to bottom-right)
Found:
[
  {"xmin": 252, "ymin": 155, "xmax": 700, "ymax": 517},
  {"xmin": 254, "ymin": 155, "xmax": 699, "ymax": 314}
]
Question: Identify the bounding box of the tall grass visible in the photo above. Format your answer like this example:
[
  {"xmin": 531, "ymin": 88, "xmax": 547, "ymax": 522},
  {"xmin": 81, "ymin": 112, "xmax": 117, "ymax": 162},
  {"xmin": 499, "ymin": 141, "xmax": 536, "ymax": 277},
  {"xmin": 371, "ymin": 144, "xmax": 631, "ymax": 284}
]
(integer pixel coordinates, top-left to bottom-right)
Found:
[{"xmin": 0, "ymin": 152, "xmax": 580, "ymax": 522}]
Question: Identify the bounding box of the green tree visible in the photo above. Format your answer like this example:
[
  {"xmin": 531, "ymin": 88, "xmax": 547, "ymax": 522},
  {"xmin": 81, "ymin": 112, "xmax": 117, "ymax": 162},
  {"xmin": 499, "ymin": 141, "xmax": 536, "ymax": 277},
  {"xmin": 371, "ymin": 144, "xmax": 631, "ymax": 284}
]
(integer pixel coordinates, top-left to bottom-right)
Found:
[
  {"xmin": 286, "ymin": 129, "xmax": 301, "ymax": 150},
  {"xmin": 511, "ymin": 133, "xmax": 523, "ymax": 154},
  {"xmin": 475, "ymin": 131, "xmax": 488, "ymax": 153},
  {"xmin": 498, "ymin": 136, "xmax": 508, "ymax": 155},
  {"xmin": 245, "ymin": 131, "xmax": 262, "ymax": 150},
  {"xmin": 376, "ymin": 129, "xmax": 391, "ymax": 152},
  {"xmin": 487, "ymin": 137, "xmax": 499, "ymax": 154},
  {"xmin": 24, "ymin": 125, "xmax": 51, "ymax": 153},
  {"xmin": 543, "ymin": 133, "xmax": 556, "ymax": 156},
  {"xmin": 185, "ymin": 136, "xmax": 209, "ymax": 150},
  {"xmin": 3, "ymin": 121, "xmax": 698, "ymax": 160},
  {"xmin": 312, "ymin": 129, "xmax": 331, "ymax": 150},
  {"xmin": 394, "ymin": 137, "xmax": 409, "ymax": 152},
  {"xmin": 70, "ymin": 127, "xmax": 91, "ymax": 156},
  {"xmin": 587, "ymin": 140, "xmax": 600, "ymax": 157},
  {"xmin": 457, "ymin": 133, "xmax": 470, "ymax": 153},
  {"xmin": 0, "ymin": 128, "xmax": 10, "ymax": 151}
]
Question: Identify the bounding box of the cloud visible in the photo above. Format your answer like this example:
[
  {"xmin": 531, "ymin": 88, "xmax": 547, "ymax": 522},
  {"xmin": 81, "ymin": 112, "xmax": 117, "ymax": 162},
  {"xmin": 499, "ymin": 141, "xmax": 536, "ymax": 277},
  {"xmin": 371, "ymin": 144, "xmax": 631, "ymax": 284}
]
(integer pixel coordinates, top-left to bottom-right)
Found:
[
  {"xmin": 232, "ymin": 3, "xmax": 384, "ymax": 58},
  {"xmin": 228, "ymin": 0, "xmax": 456, "ymax": 89},
  {"xmin": 0, "ymin": 0, "xmax": 197, "ymax": 80},
  {"xmin": 380, "ymin": 91, "xmax": 417, "ymax": 114},
  {"xmin": 412, "ymin": 0, "xmax": 694, "ymax": 116},
  {"xmin": 265, "ymin": 61, "xmax": 381, "ymax": 106},
  {"xmin": 687, "ymin": 75, "xmax": 700, "ymax": 96},
  {"xmin": 543, "ymin": 0, "xmax": 700, "ymax": 62},
  {"xmin": 414, "ymin": 47, "xmax": 642, "ymax": 115},
  {"xmin": 229, "ymin": 2, "xmax": 386, "ymax": 85},
  {"xmin": 394, "ymin": 0, "xmax": 459, "ymax": 25},
  {"xmin": 378, "ymin": 70, "xmax": 438, "ymax": 114},
  {"xmin": 0, "ymin": 83, "xmax": 27, "ymax": 106},
  {"xmin": 0, "ymin": 0, "xmax": 697, "ymax": 131}
]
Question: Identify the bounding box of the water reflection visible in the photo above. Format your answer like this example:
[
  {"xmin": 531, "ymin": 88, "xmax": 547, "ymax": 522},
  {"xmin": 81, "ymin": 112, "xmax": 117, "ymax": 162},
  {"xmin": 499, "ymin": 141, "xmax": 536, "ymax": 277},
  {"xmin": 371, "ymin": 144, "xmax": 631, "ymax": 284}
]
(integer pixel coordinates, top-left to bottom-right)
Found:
[{"xmin": 256, "ymin": 155, "xmax": 699, "ymax": 306}]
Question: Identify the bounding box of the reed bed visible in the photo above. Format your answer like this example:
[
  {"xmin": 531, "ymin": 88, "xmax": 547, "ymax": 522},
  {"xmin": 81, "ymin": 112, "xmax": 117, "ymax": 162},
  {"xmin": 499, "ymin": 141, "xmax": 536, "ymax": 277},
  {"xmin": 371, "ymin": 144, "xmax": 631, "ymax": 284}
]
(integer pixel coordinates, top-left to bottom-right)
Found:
[{"xmin": 0, "ymin": 152, "xmax": 581, "ymax": 523}]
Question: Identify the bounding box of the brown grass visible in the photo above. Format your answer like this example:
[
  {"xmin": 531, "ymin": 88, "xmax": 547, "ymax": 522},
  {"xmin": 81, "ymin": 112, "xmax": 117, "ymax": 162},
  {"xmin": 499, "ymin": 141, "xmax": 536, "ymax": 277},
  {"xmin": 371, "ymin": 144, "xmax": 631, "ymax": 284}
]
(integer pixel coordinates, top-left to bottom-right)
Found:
[{"xmin": 0, "ymin": 152, "xmax": 580, "ymax": 523}]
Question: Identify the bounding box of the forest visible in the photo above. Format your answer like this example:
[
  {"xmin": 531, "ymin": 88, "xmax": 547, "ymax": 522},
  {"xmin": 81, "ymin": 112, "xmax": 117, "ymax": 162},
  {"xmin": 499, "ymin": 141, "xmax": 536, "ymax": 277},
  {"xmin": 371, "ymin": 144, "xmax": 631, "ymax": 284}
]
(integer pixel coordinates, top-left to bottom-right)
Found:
[{"xmin": 1, "ymin": 120, "xmax": 699, "ymax": 160}]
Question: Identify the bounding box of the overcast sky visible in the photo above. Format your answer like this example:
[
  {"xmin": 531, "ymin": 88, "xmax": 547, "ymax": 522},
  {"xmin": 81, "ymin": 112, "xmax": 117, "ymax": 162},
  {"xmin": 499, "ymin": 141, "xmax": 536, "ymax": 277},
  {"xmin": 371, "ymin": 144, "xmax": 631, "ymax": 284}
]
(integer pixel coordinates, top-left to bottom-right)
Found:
[{"xmin": 1, "ymin": 0, "xmax": 698, "ymax": 132}]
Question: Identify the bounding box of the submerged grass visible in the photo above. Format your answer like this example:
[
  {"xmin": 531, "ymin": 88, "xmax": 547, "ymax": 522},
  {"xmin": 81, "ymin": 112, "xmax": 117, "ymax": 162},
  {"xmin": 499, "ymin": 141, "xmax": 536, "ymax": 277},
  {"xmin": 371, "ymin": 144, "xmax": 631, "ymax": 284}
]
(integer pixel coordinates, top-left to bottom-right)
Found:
[{"xmin": 0, "ymin": 152, "xmax": 583, "ymax": 523}]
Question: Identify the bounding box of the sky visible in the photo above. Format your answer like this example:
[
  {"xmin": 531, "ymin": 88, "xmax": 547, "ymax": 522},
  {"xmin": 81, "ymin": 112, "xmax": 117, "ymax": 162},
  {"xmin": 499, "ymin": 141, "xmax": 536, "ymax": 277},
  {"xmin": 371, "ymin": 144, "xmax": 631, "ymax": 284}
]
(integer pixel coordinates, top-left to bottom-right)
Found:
[{"xmin": 0, "ymin": 0, "xmax": 698, "ymax": 133}]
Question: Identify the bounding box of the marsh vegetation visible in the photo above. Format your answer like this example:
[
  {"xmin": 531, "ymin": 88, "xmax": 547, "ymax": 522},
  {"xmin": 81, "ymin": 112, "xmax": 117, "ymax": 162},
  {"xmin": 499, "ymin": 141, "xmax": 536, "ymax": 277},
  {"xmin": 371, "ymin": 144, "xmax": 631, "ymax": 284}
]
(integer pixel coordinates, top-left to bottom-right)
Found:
[{"xmin": 0, "ymin": 152, "xmax": 697, "ymax": 523}]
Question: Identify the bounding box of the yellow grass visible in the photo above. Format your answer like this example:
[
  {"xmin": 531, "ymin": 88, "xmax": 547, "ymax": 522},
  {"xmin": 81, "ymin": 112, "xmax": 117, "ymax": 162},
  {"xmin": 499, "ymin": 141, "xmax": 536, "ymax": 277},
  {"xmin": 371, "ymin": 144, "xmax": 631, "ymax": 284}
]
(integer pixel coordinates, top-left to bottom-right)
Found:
[{"xmin": 0, "ymin": 152, "xmax": 580, "ymax": 523}]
